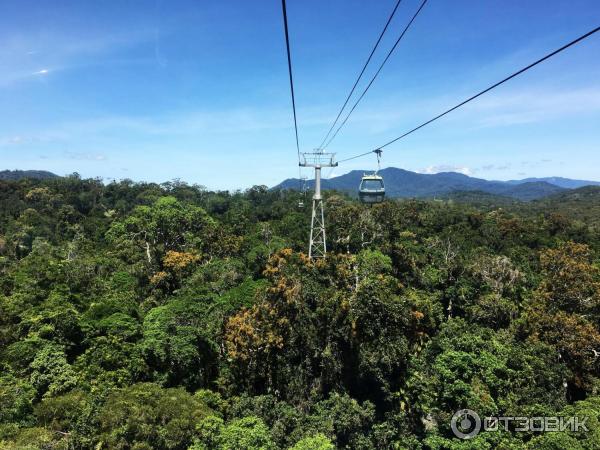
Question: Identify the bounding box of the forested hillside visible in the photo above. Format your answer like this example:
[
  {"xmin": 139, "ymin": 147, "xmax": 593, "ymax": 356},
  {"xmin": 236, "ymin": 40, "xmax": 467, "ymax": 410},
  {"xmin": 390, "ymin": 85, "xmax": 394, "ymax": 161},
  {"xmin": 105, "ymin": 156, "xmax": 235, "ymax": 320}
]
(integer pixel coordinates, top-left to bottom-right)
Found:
[
  {"xmin": 1, "ymin": 175, "xmax": 600, "ymax": 449},
  {"xmin": 0, "ymin": 170, "xmax": 59, "ymax": 181}
]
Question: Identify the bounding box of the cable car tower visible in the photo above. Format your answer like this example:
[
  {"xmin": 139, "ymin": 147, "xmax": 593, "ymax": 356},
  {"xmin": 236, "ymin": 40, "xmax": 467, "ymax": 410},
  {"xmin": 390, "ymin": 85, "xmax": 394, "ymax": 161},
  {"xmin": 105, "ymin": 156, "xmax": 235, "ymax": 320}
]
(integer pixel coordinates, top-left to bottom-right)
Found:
[{"xmin": 300, "ymin": 150, "xmax": 338, "ymax": 259}]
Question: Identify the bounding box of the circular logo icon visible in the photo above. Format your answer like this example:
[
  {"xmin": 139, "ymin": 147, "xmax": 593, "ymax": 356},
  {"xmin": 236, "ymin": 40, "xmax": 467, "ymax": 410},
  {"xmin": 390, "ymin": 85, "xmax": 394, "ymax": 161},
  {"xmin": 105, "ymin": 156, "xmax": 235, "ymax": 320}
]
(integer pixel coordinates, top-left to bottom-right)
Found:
[{"xmin": 451, "ymin": 409, "xmax": 481, "ymax": 439}]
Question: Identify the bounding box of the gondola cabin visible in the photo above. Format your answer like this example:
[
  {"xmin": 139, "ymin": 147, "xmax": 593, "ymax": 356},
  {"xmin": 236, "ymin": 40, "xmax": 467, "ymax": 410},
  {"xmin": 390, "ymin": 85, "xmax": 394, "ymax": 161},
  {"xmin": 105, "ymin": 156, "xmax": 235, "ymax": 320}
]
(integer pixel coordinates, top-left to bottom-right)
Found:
[{"xmin": 358, "ymin": 174, "xmax": 385, "ymax": 204}]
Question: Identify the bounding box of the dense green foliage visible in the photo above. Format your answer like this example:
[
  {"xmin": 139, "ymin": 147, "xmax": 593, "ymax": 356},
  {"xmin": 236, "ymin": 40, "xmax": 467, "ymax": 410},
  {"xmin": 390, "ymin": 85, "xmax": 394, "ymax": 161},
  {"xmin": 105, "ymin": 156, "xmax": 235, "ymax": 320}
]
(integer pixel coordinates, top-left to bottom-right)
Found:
[{"xmin": 1, "ymin": 175, "xmax": 599, "ymax": 449}]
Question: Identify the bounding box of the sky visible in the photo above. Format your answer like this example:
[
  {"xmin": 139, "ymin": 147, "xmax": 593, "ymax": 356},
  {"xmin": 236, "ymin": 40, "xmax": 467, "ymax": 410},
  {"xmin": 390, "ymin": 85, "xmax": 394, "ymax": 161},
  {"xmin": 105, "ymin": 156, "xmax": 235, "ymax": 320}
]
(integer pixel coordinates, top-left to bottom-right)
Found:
[{"xmin": 1, "ymin": 0, "xmax": 599, "ymax": 190}]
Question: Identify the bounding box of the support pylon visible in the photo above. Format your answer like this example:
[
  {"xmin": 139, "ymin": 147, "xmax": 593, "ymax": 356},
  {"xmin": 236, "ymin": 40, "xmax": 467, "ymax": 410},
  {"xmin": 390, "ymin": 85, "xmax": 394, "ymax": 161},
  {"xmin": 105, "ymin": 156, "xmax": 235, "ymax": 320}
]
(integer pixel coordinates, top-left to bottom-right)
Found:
[
  {"xmin": 309, "ymin": 197, "xmax": 326, "ymax": 258},
  {"xmin": 299, "ymin": 150, "xmax": 337, "ymax": 259}
]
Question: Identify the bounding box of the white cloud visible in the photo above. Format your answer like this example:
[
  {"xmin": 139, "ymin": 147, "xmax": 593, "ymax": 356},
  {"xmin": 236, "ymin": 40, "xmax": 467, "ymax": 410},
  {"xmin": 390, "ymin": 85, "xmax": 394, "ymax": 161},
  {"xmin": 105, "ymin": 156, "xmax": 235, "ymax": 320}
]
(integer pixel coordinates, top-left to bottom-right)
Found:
[
  {"xmin": 418, "ymin": 165, "xmax": 473, "ymax": 176},
  {"xmin": 0, "ymin": 29, "xmax": 157, "ymax": 87},
  {"xmin": 64, "ymin": 151, "xmax": 107, "ymax": 161},
  {"xmin": 18, "ymin": 106, "xmax": 323, "ymax": 142},
  {"xmin": 480, "ymin": 163, "xmax": 512, "ymax": 171},
  {"xmin": 6, "ymin": 136, "xmax": 24, "ymax": 144},
  {"xmin": 465, "ymin": 88, "xmax": 600, "ymax": 128},
  {"xmin": 0, "ymin": 132, "xmax": 65, "ymax": 147}
]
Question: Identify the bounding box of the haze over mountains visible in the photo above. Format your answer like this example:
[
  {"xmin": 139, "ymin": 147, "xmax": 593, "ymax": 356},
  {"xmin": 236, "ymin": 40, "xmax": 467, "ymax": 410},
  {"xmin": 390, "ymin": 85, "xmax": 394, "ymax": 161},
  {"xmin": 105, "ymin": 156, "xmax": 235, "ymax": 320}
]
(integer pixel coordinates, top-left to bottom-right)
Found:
[
  {"xmin": 275, "ymin": 167, "xmax": 600, "ymax": 201},
  {"xmin": 2, "ymin": 169, "xmax": 599, "ymax": 202}
]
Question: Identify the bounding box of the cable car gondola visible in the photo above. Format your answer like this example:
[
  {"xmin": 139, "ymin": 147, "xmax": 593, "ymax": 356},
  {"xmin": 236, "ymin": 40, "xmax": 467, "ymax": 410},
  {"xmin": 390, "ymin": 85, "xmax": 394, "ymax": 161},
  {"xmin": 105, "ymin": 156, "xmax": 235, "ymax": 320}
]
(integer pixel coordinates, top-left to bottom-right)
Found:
[
  {"xmin": 359, "ymin": 174, "xmax": 385, "ymax": 203},
  {"xmin": 358, "ymin": 149, "xmax": 385, "ymax": 204}
]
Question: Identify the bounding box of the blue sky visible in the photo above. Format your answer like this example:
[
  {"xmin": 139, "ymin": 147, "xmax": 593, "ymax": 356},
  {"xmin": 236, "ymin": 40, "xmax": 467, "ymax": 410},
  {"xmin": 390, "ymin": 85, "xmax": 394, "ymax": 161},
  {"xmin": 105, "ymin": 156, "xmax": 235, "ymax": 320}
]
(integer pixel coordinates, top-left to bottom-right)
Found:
[{"xmin": 1, "ymin": 0, "xmax": 599, "ymax": 190}]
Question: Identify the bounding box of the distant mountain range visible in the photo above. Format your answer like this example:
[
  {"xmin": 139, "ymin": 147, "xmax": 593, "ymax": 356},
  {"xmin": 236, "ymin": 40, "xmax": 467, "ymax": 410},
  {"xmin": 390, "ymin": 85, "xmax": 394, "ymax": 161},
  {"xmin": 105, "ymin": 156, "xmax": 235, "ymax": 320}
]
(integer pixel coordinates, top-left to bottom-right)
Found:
[
  {"xmin": 274, "ymin": 168, "xmax": 600, "ymax": 201},
  {"xmin": 504, "ymin": 176, "xmax": 600, "ymax": 189},
  {"xmin": 0, "ymin": 170, "xmax": 59, "ymax": 181}
]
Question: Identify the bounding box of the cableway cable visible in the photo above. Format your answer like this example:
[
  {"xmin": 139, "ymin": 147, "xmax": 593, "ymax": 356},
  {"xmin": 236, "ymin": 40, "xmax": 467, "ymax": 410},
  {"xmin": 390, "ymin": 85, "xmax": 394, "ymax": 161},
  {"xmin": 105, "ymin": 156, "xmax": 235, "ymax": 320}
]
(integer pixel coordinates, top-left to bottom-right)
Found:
[
  {"xmin": 281, "ymin": 0, "xmax": 301, "ymax": 161},
  {"xmin": 317, "ymin": 0, "xmax": 404, "ymax": 150},
  {"xmin": 337, "ymin": 25, "xmax": 600, "ymax": 164},
  {"xmin": 322, "ymin": 0, "xmax": 429, "ymax": 150}
]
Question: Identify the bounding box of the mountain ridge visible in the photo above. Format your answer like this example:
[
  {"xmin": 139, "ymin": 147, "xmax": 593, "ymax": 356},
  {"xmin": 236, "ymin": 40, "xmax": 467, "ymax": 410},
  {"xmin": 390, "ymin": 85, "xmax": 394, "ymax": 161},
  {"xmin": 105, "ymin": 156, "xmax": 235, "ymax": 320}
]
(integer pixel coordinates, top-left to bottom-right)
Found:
[
  {"xmin": 0, "ymin": 170, "xmax": 59, "ymax": 181},
  {"xmin": 274, "ymin": 167, "xmax": 599, "ymax": 201},
  {"xmin": 505, "ymin": 176, "xmax": 600, "ymax": 189}
]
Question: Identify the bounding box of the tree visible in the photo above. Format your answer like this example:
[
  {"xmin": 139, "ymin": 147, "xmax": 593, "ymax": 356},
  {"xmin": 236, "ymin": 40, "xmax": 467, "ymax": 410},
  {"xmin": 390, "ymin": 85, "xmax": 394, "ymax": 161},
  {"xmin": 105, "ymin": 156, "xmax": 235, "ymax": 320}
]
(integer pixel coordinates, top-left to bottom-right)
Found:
[
  {"xmin": 290, "ymin": 433, "xmax": 335, "ymax": 450},
  {"xmin": 29, "ymin": 344, "xmax": 77, "ymax": 399},
  {"xmin": 106, "ymin": 196, "xmax": 214, "ymax": 267},
  {"xmin": 192, "ymin": 415, "xmax": 275, "ymax": 450},
  {"xmin": 0, "ymin": 374, "xmax": 35, "ymax": 427},
  {"xmin": 140, "ymin": 297, "xmax": 219, "ymax": 389},
  {"xmin": 538, "ymin": 242, "xmax": 600, "ymax": 314},
  {"xmin": 97, "ymin": 383, "xmax": 211, "ymax": 450},
  {"xmin": 406, "ymin": 318, "xmax": 567, "ymax": 441}
]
